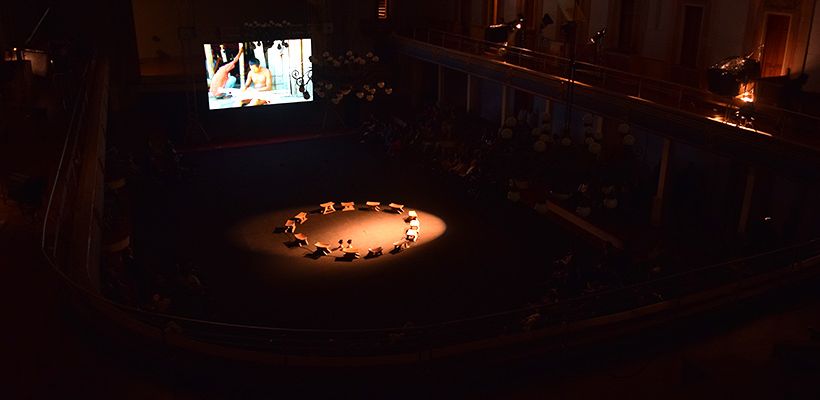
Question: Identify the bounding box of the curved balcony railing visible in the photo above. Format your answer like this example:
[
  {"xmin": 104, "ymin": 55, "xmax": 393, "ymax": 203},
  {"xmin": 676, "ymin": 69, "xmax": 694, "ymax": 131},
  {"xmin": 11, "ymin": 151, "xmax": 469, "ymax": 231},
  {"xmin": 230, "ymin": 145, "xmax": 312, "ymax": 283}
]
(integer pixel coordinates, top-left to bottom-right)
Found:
[
  {"xmin": 40, "ymin": 55, "xmax": 820, "ymax": 363},
  {"xmin": 406, "ymin": 28, "xmax": 820, "ymax": 151}
]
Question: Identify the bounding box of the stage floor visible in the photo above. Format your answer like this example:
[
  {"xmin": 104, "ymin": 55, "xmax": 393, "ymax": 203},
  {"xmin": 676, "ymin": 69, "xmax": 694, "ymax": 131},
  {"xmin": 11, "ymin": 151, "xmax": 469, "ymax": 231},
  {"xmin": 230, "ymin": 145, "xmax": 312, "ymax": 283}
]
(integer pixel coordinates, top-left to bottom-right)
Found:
[
  {"xmin": 232, "ymin": 206, "xmax": 446, "ymax": 266},
  {"xmin": 134, "ymin": 136, "xmax": 596, "ymax": 329}
]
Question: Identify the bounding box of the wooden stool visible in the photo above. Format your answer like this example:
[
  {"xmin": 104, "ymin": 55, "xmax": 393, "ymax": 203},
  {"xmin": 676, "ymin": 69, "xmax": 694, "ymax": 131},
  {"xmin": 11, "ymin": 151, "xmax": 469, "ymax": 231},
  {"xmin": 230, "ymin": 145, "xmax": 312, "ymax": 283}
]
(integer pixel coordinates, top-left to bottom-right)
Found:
[
  {"xmin": 320, "ymin": 202, "xmax": 336, "ymax": 215},
  {"xmin": 365, "ymin": 201, "xmax": 381, "ymax": 211},
  {"xmin": 294, "ymin": 212, "xmax": 308, "ymax": 224},
  {"xmin": 389, "ymin": 203, "xmax": 405, "ymax": 213},
  {"xmin": 341, "ymin": 202, "xmax": 355, "ymax": 211},
  {"xmin": 342, "ymin": 247, "xmax": 361, "ymax": 259},
  {"xmin": 293, "ymin": 233, "xmax": 309, "ymax": 247},
  {"xmin": 284, "ymin": 219, "xmax": 296, "ymax": 233},
  {"xmin": 314, "ymin": 242, "xmax": 331, "ymax": 255},
  {"xmin": 367, "ymin": 247, "xmax": 383, "ymax": 257}
]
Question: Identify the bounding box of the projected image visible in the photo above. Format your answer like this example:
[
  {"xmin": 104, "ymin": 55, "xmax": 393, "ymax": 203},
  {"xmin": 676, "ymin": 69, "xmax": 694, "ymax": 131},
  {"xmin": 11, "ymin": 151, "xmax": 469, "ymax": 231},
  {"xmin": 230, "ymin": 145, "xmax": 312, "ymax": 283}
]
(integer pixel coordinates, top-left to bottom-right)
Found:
[{"xmin": 204, "ymin": 39, "xmax": 313, "ymax": 110}]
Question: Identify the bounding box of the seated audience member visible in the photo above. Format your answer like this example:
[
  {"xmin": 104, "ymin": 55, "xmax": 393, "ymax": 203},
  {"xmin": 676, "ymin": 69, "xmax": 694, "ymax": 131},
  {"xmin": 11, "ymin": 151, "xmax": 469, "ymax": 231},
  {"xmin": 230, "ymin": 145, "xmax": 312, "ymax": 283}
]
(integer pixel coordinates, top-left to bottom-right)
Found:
[
  {"xmin": 521, "ymin": 310, "xmax": 541, "ymax": 331},
  {"xmin": 149, "ymin": 293, "xmax": 171, "ymax": 313},
  {"xmin": 556, "ymin": 248, "xmax": 574, "ymax": 267},
  {"xmin": 461, "ymin": 159, "xmax": 479, "ymax": 177}
]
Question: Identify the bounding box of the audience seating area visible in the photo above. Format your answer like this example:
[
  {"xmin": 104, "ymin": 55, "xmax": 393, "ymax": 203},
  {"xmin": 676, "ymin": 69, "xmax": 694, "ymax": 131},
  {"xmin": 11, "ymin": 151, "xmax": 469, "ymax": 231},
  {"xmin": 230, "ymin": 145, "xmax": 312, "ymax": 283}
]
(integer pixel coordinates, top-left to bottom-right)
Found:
[{"xmin": 355, "ymin": 101, "xmax": 799, "ymax": 316}]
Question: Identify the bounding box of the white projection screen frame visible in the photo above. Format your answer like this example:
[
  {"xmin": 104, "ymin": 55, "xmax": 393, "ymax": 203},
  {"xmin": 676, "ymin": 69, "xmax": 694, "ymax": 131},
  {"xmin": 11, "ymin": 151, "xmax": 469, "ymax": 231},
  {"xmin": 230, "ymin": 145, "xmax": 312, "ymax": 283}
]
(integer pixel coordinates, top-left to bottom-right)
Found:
[{"xmin": 204, "ymin": 38, "xmax": 313, "ymax": 110}]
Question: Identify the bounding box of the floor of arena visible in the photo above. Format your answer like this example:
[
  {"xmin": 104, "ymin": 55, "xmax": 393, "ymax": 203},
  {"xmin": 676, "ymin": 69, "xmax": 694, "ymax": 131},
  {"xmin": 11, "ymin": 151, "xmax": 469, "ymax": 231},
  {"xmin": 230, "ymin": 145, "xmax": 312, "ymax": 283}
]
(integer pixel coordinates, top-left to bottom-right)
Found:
[{"xmin": 134, "ymin": 135, "xmax": 598, "ymax": 329}]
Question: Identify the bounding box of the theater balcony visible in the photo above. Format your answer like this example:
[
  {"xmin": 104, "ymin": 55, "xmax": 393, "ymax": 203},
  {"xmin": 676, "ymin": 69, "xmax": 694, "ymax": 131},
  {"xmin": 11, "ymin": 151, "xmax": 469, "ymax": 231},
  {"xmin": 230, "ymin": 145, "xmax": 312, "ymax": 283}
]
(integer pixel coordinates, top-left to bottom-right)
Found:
[{"xmin": 391, "ymin": 28, "xmax": 820, "ymax": 181}]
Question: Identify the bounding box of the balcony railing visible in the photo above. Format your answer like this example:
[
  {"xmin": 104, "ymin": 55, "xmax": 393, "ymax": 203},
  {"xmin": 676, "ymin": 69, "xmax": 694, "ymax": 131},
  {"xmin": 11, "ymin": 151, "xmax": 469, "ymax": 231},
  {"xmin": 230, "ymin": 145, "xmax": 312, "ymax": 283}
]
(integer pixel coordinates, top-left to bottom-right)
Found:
[{"xmin": 407, "ymin": 28, "xmax": 820, "ymax": 150}]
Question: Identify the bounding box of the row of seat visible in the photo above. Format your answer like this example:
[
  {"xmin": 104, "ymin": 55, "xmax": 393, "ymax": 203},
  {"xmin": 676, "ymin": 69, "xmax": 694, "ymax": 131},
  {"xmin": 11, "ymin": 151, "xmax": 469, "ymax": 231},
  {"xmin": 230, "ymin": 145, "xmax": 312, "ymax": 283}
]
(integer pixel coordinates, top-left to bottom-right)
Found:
[
  {"xmin": 281, "ymin": 202, "xmax": 418, "ymax": 260},
  {"xmin": 284, "ymin": 202, "xmax": 407, "ymax": 233},
  {"xmin": 318, "ymin": 201, "xmax": 406, "ymax": 215}
]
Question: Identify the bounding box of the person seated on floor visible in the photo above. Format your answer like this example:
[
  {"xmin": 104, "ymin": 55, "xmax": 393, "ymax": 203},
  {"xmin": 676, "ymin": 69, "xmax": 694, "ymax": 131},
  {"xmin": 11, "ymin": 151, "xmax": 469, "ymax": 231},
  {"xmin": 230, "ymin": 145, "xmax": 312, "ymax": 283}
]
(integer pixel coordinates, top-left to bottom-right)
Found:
[{"xmin": 236, "ymin": 57, "xmax": 273, "ymax": 107}]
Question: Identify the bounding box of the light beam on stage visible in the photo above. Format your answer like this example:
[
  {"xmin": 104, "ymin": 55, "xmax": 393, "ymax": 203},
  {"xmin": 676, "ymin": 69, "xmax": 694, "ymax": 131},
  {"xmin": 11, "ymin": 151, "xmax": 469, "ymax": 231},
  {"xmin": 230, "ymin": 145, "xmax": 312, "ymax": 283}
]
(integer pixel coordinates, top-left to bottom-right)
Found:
[{"xmin": 229, "ymin": 203, "xmax": 447, "ymax": 267}]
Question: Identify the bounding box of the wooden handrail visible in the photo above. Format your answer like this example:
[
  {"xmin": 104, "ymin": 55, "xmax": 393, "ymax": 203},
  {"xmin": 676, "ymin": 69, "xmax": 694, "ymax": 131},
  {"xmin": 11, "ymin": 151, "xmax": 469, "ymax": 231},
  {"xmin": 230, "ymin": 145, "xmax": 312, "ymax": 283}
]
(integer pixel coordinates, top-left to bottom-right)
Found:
[{"xmin": 410, "ymin": 27, "xmax": 820, "ymax": 139}]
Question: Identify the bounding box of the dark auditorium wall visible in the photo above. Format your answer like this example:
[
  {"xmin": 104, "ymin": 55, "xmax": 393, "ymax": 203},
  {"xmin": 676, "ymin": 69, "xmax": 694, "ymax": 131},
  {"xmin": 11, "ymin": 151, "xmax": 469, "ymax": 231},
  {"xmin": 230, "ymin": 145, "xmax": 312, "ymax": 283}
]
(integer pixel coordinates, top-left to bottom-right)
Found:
[
  {"xmin": 390, "ymin": 0, "xmax": 462, "ymax": 33},
  {"xmin": 1, "ymin": 1, "xmax": 131, "ymax": 49},
  {"xmin": 131, "ymin": 0, "xmax": 310, "ymax": 60},
  {"xmin": 479, "ymin": 79, "xmax": 503, "ymax": 122},
  {"xmin": 0, "ymin": 5, "xmax": 7, "ymax": 50},
  {"xmin": 0, "ymin": 0, "xmax": 139, "ymax": 109},
  {"xmin": 131, "ymin": 0, "xmax": 382, "ymax": 61},
  {"xmin": 0, "ymin": 3, "xmax": 54, "ymax": 47},
  {"xmin": 393, "ymin": 54, "xmax": 438, "ymax": 111},
  {"xmin": 439, "ymin": 67, "xmax": 468, "ymax": 111}
]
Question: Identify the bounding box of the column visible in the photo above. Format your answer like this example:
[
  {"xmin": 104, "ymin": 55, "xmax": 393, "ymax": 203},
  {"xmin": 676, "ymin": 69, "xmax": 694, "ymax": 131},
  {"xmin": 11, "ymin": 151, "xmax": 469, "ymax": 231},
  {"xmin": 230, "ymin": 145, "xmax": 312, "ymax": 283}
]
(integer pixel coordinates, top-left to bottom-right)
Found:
[
  {"xmin": 737, "ymin": 167, "xmax": 756, "ymax": 234},
  {"xmin": 651, "ymin": 138, "xmax": 672, "ymax": 227}
]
